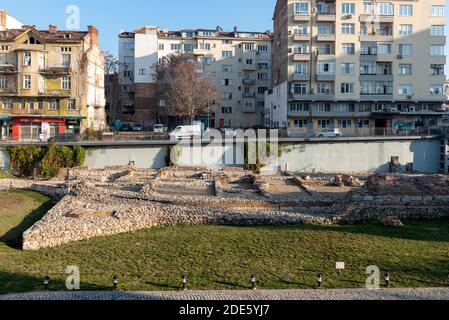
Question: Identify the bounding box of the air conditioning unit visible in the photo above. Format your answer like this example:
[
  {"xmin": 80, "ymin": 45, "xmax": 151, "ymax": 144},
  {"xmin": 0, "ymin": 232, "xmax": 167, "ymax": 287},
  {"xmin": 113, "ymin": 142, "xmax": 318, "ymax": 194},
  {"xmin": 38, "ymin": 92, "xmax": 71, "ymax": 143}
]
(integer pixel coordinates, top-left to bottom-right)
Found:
[
  {"xmin": 343, "ymin": 14, "xmax": 353, "ymax": 20},
  {"xmin": 409, "ymin": 106, "xmax": 416, "ymax": 112}
]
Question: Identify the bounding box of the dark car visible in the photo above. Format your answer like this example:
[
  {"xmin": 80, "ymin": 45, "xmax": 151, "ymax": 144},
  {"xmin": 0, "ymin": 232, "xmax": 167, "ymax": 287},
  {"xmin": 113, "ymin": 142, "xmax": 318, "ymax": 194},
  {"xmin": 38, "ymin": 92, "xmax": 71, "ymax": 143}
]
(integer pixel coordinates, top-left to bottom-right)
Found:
[
  {"xmin": 48, "ymin": 133, "xmax": 80, "ymax": 143},
  {"xmin": 120, "ymin": 123, "xmax": 133, "ymax": 132}
]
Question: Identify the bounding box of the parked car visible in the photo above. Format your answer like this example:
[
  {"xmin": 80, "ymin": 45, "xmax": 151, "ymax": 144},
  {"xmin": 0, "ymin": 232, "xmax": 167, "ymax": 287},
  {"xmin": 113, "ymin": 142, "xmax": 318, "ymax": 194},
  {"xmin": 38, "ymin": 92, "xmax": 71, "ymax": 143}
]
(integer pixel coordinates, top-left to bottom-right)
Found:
[
  {"xmin": 169, "ymin": 125, "xmax": 202, "ymax": 140},
  {"xmin": 48, "ymin": 133, "xmax": 80, "ymax": 142},
  {"xmin": 131, "ymin": 124, "xmax": 144, "ymax": 132},
  {"xmin": 317, "ymin": 129, "xmax": 343, "ymax": 138},
  {"xmin": 120, "ymin": 123, "xmax": 133, "ymax": 132},
  {"xmin": 153, "ymin": 124, "xmax": 167, "ymax": 133}
]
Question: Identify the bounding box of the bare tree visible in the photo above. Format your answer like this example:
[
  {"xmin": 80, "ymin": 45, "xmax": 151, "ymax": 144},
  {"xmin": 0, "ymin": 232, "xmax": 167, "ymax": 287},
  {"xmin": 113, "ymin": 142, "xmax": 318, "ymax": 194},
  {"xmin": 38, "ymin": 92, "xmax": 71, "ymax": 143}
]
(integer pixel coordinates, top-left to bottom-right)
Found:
[
  {"xmin": 103, "ymin": 51, "xmax": 123, "ymax": 75},
  {"xmin": 154, "ymin": 53, "xmax": 219, "ymax": 124}
]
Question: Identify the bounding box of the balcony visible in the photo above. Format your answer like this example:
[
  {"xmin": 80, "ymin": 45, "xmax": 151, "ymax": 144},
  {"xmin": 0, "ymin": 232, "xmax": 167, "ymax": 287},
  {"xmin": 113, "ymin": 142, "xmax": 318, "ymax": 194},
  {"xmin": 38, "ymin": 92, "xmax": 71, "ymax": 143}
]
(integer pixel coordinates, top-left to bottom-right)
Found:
[
  {"xmin": 242, "ymin": 92, "xmax": 256, "ymax": 99},
  {"xmin": 290, "ymin": 92, "xmax": 335, "ymax": 102},
  {"xmin": 316, "ymin": 73, "xmax": 336, "ymax": 82},
  {"xmin": 0, "ymin": 64, "xmax": 18, "ymax": 74},
  {"xmin": 38, "ymin": 90, "xmax": 71, "ymax": 98},
  {"xmin": 39, "ymin": 66, "xmax": 71, "ymax": 75},
  {"xmin": 360, "ymin": 14, "xmax": 394, "ymax": 23},
  {"xmin": 292, "ymin": 73, "xmax": 309, "ymax": 81},
  {"xmin": 293, "ymin": 53, "xmax": 311, "ymax": 61},
  {"xmin": 316, "ymin": 53, "xmax": 335, "ymax": 60},
  {"xmin": 242, "ymin": 78, "xmax": 256, "ymax": 85},
  {"xmin": 360, "ymin": 94, "xmax": 393, "ymax": 101},
  {"xmin": 317, "ymin": 34, "xmax": 336, "ymax": 42},
  {"xmin": 317, "ymin": 13, "xmax": 336, "ymax": 22},
  {"xmin": 360, "ymin": 33, "xmax": 393, "ymax": 42},
  {"xmin": 193, "ymin": 48, "xmax": 210, "ymax": 56},
  {"xmin": 242, "ymin": 64, "xmax": 256, "ymax": 71},
  {"xmin": 293, "ymin": 34, "xmax": 310, "ymax": 41},
  {"xmin": 293, "ymin": 14, "xmax": 311, "ymax": 22},
  {"xmin": 360, "ymin": 74, "xmax": 393, "ymax": 82}
]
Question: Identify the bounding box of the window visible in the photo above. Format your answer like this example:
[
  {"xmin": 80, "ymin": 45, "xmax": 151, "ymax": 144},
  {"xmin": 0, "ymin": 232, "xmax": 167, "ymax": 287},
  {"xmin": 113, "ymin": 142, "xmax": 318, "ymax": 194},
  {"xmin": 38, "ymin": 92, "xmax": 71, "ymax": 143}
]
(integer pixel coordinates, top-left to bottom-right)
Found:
[
  {"xmin": 258, "ymin": 87, "xmax": 268, "ymax": 94},
  {"xmin": 363, "ymin": 1, "xmax": 374, "ymax": 13},
  {"xmin": 183, "ymin": 44, "xmax": 194, "ymax": 52},
  {"xmin": 317, "ymin": 24, "xmax": 332, "ymax": 35},
  {"xmin": 377, "ymin": 43, "xmax": 391, "ymax": 55},
  {"xmin": 317, "ymin": 119, "xmax": 331, "ymax": 128},
  {"xmin": 398, "ymin": 84, "xmax": 413, "ymax": 95},
  {"xmin": 0, "ymin": 75, "xmax": 6, "ymax": 89},
  {"xmin": 430, "ymin": 6, "xmax": 445, "ymax": 17},
  {"xmin": 337, "ymin": 120, "xmax": 352, "ymax": 128},
  {"xmin": 221, "ymin": 107, "xmax": 232, "ymax": 114},
  {"xmin": 399, "ymin": 5, "xmax": 413, "ymax": 17},
  {"xmin": 295, "ymin": 63, "xmax": 308, "ymax": 74},
  {"xmin": 357, "ymin": 120, "xmax": 370, "ymax": 128},
  {"xmin": 171, "ymin": 44, "xmax": 182, "ymax": 51},
  {"xmin": 293, "ymin": 119, "xmax": 308, "ymax": 128},
  {"xmin": 341, "ymin": 3, "xmax": 355, "ymax": 14},
  {"xmin": 23, "ymin": 75, "xmax": 31, "ymax": 89},
  {"xmin": 67, "ymin": 99, "xmax": 76, "ymax": 110},
  {"xmin": 295, "ymin": 2, "xmax": 309, "ymax": 14},
  {"xmin": 124, "ymin": 43, "xmax": 134, "ymax": 50},
  {"xmin": 138, "ymin": 68, "xmax": 147, "ymax": 75},
  {"xmin": 295, "ymin": 24, "xmax": 308, "ymax": 34},
  {"xmin": 221, "ymin": 79, "xmax": 232, "ymax": 86},
  {"xmin": 340, "ymin": 63, "xmax": 355, "ymax": 75},
  {"xmin": 399, "ymin": 44, "xmax": 412, "ymax": 56},
  {"xmin": 2, "ymin": 99, "xmax": 12, "ymax": 109},
  {"xmin": 293, "ymin": 83, "xmax": 307, "ymax": 95},
  {"xmin": 341, "ymin": 43, "xmax": 355, "ymax": 55},
  {"xmin": 290, "ymin": 103, "xmax": 310, "ymax": 112},
  {"xmin": 317, "ymin": 3, "xmax": 333, "ymax": 14},
  {"xmin": 222, "ymin": 51, "xmax": 233, "ymax": 58},
  {"xmin": 317, "ymin": 44, "xmax": 332, "ymax": 55},
  {"xmin": 258, "ymin": 73, "xmax": 268, "ymax": 80},
  {"xmin": 0, "ymin": 53, "xmax": 6, "ymax": 64},
  {"xmin": 431, "ymin": 25, "xmax": 445, "ymax": 36},
  {"xmin": 430, "ymin": 45, "xmax": 445, "ymax": 56},
  {"xmin": 341, "ymin": 83, "xmax": 355, "ymax": 94},
  {"xmin": 361, "ymin": 81, "xmax": 393, "ymax": 95},
  {"xmin": 159, "ymin": 44, "xmax": 165, "ymax": 50},
  {"xmin": 341, "ymin": 23, "xmax": 355, "ymax": 35},
  {"xmin": 316, "ymin": 83, "xmax": 331, "ymax": 95},
  {"xmin": 430, "ymin": 85, "xmax": 443, "ymax": 95},
  {"xmin": 62, "ymin": 76, "xmax": 71, "ymax": 90},
  {"xmin": 294, "ymin": 43, "xmax": 309, "ymax": 54},
  {"xmin": 222, "ymin": 64, "xmax": 232, "ymax": 72},
  {"xmin": 377, "ymin": 3, "xmax": 393, "ymax": 15},
  {"xmin": 317, "ymin": 61, "xmax": 335, "ymax": 74},
  {"xmin": 49, "ymin": 100, "xmax": 60, "ymax": 110},
  {"xmin": 62, "ymin": 54, "xmax": 71, "ymax": 67},
  {"xmin": 361, "ymin": 44, "xmax": 377, "ymax": 55},
  {"xmin": 23, "ymin": 52, "xmax": 31, "ymax": 66},
  {"xmin": 123, "ymin": 56, "xmax": 133, "ymax": 64},
  {"xmin": 360, "ymin": 61, "xmax": 376, "ymax": 75},
  {"xmin": 243, "ymin": 43, "xmax": 254, "ymax": 51},
  {"xmin": 398, "ymin": 64, "xmax": 412, "ymax": 75},
  {"xmin": 316, "ymin": 103, "xmax": 331, "ymax": 112},
  {"xmin": 431, "ymin": 64, "xmax": 444, "ymax": 76},
  {"xmin": 359, "ymin": 104, "xmax": 372, "ymax": 112},
  {"xmin": 222, "ymin": 93, "xmax": 232, "ymax": 100},
  {"xmin": 399, "ymin": 25, "xmax": 413, "ymax": 36},
  {"xmin": 258, "ymin": 45, "xmax": 269, "ymax": 52}
]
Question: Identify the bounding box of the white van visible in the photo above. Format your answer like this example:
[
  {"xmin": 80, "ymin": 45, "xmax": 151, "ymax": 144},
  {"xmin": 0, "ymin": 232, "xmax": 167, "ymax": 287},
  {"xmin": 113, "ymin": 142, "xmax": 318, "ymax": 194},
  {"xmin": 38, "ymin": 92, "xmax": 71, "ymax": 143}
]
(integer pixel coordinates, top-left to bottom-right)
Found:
[{"xmin": 169, "ymin": 125, "xmax": 202, "ymax": 140}]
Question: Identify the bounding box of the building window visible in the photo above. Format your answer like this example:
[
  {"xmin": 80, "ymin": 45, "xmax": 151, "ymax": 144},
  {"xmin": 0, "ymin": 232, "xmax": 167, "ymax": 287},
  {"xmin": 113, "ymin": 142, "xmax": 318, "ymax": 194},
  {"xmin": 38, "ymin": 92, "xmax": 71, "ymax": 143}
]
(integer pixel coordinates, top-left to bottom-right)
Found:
[
  {"xmin": 23, "ymin": 52, "xmax": 31, "ymax": 66},
  {"xmin": 317, "ymin": 24, "xmax": 332, "ymax": 35},
  {"xmin": 317, "ymin": 44, "xmax": 332, "ymax": 55},
  {"xmin": 295, "ymin": 63, "xmax": 308, "ymax": 74},
  {"xmin": 398, "ymin": 64, "xmax": 412, "ymax": 75},
  {"xmin": 363, "ymin": 1, "xmax": 374, "ymax": 13},
  {"xmin": 293, "ymin": 119, "xmax": 308, "ymax": 128},
  {"xmin": 341, "ymin": 43, "xmax": 355, "ymax": 55},
  {"xmin": 360, "ymin": 61, "xmax": 376, "ymax": 75},
  {"xmin": 341, "ymin": 83, "xmax": 355, "ymax": 94},
  {"xmin": 138, "ymin": 68, "xmax": 147, "ymax": 75},
  {"xmin": 337, "ymin": 120, "xmax": 352, "ymax": 128},
  {"xmin": 359, "ymin": 104, "xmax": 372, "ymax": 112},
  {"xmin": 361, "ymin": 44, "xmax": 377, "ymax": 55},
  {"xmin": 431, "ymin": 25, "xmax": 445, "ymax": 36},
  {"xmin": 357, "ymin": 119, "xmax": 370, "ymax": 128},
  {"xmin": 341, "ymin": 23, "xmax": 355, "ymax": 35},
  {"xmin": 295, "ymin": 24, "xmax": 308, "ymax": 35},
  {"xmin": 62, "ymin": 76, "xmax": 71, "ymax": 90},
  {"xmin": 290, "ymin": 103, "xmax": 310, "ymax": 112},
  {"xmin": 317, "ymin": 61, "xmax": 335, "ymax": 74},
  {"xmin": 431, "ymin": 64, "xmax": 444, "ymax": 76},
  {"xmin": 341, "ymin": 3, "xmax": 355, "ymax": 14},
  {"xmin": 316, "ymin": 103, "xmax": 331, "ymax": 112},
  {"xmin": 124, "ymin": 43, "xmax": 134, "ymax": 50},
  {"xmin": 430, "ymin": 85, "xmax": 443, "ymax": 95},
  {"xmin": 317, "ymin": 119, "xmax": 331, "ymax": 128},
  {"xmin": 257, "ymin": 45, "xmax": 269, "ymax": 52},
  {"xmin": 258, "ymin": 73, "xmax": 268, "ymax": 80},
  {"xmin": 399, "ymin": 25, "xmax": 413, "ymax": 36},
  {"xmin": 49, "ymin": 100, "xmax": 60, "ymax": 110},
  {"xmin": 0, "ymin": 75, "xmax": 7, "ymax": 89},
  {"xmin": 222, "ymin": 64, "xmax": 232, "ymax": 72},
  {"xmin": 316, "ymin": 83, "xmax": 331, "ymax": 95},
  {"xmin": 1, "ymin": 99, "xmax": 12, "ymax": 109},
  {"xmin": 294, "ymin": 2, "xmax": 309, "ymax": 15},
  {"xmin": 377, "ymin": 43, "xmax": 391, "ymax": 55},
  {"xmin": 293, "ymin": 83, "xmax": 307, "ymax": 95},
  {"xmin": 221, "ymin": 79, "xmax": 232, "ymax": 86},
  {"xmin": 221, "ymin": 107, "xmax": 232, "ymax": 114},
  {"xmin": 399, "ymin": 5, "xmax": 413, "ymax": 16},
  {"xmin": 294, "ymin": 43, "xmax": 309, "ymax": 54},
  {"xmin": 170, "ymin": 44, "xmax": 181, "ymax": 51},
  {"xmin": 222, "ymin": 92, "xmax": 233, "ymax": 100},
  {"xmin": 222, "ymin": 51, "xmax": 233, "ymax": 58},
  {"xmin": 340, "ymin": 63, "xmax": 355, "ymax": 75},
  {"xmin": 430, "ymin": 6, "xmax": 445, "ymax": 17},
  {"xmin": 23, "ymin": 75, "xmax": 31, "ymax": 89},
  {"xmin": 398, "ymin": 84, "xmax": 413, "ymax": 96},
  {"xmin": 67, "ymin": 99, "xmax": 76, "ymax": 110},
  {"xmin": 430, "ymin": 45, "xmax": 445, "ymax": 56},
  {"xmin": 377, "ymin": 3, "xmax": 394, "ymax": 15},
  {"xmin": 399, "ymin": 44, "xmax": 412, "ymax": 56},
  {"xmin": 158, "ymin": 43, "xmax": 165, "ymax": 50},
  {"xmin": 62, "ymin": 54, "xmax": 71, "ymax": 67},
  {"xmin": 183, "ymin": 44, "xmax": 194, "ymax": 52},
  {"xmin": 258, "ymin": 87, "xmax": 268, "ymax": 94}
]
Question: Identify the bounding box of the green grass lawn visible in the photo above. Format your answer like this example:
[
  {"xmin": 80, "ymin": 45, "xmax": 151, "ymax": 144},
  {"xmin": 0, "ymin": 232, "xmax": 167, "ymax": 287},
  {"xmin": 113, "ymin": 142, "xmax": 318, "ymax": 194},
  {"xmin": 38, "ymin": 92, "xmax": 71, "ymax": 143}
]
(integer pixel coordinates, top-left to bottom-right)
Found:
[
  {"xmin": 0, "ymin": 190, "xmax": 449, "ymax": 294},
  {"xmin": 0, "ymin": 171, "xmax": 16, "ymax": 180}
]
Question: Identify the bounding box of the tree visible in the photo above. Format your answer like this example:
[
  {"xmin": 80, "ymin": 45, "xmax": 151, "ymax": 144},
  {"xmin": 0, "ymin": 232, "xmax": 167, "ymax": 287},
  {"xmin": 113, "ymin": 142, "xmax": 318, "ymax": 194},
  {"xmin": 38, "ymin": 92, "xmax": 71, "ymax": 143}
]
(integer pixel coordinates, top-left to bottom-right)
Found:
[
  {"xmin": 103, "ymin": 51, "xmax": 123, "ymax": 75},
  {"xmin": 154, "ymin": 53, "xmax": 219, "ymax": 124}
]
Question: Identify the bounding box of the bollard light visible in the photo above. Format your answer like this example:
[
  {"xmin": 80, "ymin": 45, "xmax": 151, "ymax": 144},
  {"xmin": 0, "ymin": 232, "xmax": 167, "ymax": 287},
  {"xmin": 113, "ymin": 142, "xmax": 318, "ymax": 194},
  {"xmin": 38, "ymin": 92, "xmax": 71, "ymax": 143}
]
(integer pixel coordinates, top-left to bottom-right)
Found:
[
  {"xmin": 182, "ymin": 275, "xmax": 187, "ymax": 291},
  {"xmin": 316, "ymin": 274, "xmax": 322, "ymax": 288},
  {"xmin": 112, "ymin": 274, "xmax": 118, "ymax": 290},
  {"xmin": 43, "ymin": 276, "xmax": 50, "ymax": 291},
  {"xmin": 250, "ymin": 274, "xmax": 257, "ymax": 290},
  {"xmin": 384, "ymin": 273, "xmax": 390, "ymax": 288}
]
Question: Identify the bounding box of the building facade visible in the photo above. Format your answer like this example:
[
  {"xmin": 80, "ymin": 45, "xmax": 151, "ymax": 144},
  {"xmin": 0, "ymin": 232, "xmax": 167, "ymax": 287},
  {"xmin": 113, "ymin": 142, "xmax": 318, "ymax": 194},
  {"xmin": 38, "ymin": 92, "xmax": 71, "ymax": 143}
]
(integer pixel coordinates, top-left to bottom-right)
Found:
[
  {"xmin": 117, "ymin": 26, "xmax": 272, "ymax": 129},
  {"xmin": 270, "ymin": 0, "xmax": 448, "ymax": 137},
  {"xmin": 0, "ymin": 10, "xmax": 106, "ymax": 141}
]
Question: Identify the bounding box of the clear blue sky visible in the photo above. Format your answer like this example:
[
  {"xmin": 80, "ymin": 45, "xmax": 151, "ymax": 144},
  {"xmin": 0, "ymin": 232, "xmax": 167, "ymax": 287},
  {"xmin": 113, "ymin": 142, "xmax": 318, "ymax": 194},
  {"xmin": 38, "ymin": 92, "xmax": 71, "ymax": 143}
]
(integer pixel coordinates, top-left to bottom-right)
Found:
[{"xmin": 2, "ymin": 0, "xmax": 276, "ymax": 55}]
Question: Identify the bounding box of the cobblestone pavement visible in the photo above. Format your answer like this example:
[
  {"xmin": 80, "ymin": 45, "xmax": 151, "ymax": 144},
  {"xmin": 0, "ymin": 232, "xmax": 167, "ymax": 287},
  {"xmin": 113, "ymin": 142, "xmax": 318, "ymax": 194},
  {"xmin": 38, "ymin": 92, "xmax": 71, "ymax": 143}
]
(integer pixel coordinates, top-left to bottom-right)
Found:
[{"xmin": 1, "ymin": 288, "xmax": 449, "ymax": 300}]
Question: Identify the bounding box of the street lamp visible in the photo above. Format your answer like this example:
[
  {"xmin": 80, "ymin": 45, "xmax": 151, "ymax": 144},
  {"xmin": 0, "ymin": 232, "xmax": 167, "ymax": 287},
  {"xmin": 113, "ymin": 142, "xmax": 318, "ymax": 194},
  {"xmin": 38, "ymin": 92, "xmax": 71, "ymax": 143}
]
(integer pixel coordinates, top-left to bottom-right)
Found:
[
  {"xmin": 43, "ymin": 276, "xmax": 50, "ymax": 291},
  {"xmin": 250, "ymin": 274, "xmax": 257, "ymax": 290},
  {"xmin": 316, "ymin": 274, "xmax": 322, "ymax": 288},
  {"xmin": 182, "ymin": 275, "xmax": 187, "ymax": 291},
  {"xmin": 112, "ymin": 274, "xmax": 118, "ymax": 290},
  {"xmin": 384, "ymin": 273, "xmax": 390, "ymax": 288}
]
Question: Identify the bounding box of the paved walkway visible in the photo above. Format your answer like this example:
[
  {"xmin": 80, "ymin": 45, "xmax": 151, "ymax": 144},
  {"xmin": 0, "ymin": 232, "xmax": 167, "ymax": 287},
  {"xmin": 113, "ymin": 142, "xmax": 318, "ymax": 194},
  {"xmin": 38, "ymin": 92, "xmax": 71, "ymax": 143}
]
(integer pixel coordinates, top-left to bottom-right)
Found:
[{"xmin": 1, "ymin": 288, "xmax": 449, "ymax": 300}]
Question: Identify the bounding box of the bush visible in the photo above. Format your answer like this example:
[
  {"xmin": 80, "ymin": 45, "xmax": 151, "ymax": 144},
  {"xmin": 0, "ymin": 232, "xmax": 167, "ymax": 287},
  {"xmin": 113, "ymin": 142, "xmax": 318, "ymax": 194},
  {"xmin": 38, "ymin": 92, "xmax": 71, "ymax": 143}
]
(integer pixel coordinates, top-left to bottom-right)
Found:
[
  {"xmin": 244, "ymin": 142, "xmax": 281, "ymax": 172},
  {"xmin": 8, "ymin": 144, "xmax": 86, "ymax": 178}
]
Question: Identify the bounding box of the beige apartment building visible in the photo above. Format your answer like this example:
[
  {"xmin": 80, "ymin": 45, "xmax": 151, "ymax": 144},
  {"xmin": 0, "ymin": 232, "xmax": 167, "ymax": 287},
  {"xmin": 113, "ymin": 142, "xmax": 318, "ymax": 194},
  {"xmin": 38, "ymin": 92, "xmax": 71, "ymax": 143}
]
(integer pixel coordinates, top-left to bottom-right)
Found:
[
  {"xmin": 118, "ymin": 27, "xmax": 272, "ymax": 129},
  {"xmin": 268, "ymin": 0, "xmax": 448, "ymax": 137},
  {"xmin": 0, "ymin": 10, "xmax": 106, "ymax": 141}
]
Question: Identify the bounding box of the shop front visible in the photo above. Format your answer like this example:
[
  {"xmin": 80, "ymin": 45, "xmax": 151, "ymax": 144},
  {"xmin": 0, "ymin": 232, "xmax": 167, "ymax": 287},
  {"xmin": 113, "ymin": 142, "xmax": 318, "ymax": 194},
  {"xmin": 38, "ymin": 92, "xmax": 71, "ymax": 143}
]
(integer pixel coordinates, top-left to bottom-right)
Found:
[{"xmin": 0, "ymin": 115, "xmax": 11, "ymax": 141}]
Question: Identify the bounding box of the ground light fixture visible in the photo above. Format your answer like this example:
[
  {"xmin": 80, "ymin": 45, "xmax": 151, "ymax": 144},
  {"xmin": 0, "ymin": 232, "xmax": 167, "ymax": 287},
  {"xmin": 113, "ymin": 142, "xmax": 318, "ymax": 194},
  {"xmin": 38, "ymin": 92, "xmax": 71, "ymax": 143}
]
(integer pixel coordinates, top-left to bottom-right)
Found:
[
  {"xmin": 182, "ymin": 275, "xmax": 187, "ymax": 291},
  {"xmin": 250, "ymin": 274, "xmax": 257, "ymax": 290},
  {"xmin": 384, "ymin": 273, "xmax": 390, "ymax": 288},
  {"xmin": 112, "ymin": 274, "xmax": 118, "ymax": 290},
  {"xmin": 316, "ymin": 274, "xmax": 322, "ymax": 288},
  {"xmin": 43, "ymin": 276, "xmax": 50, "ymax": 291}
]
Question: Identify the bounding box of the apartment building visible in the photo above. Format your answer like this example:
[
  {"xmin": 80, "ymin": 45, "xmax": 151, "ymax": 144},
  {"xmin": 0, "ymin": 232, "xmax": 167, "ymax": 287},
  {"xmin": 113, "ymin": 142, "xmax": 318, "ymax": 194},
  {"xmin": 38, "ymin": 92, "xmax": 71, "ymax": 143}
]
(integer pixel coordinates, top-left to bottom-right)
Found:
[
  {"xmin": 0, "ymin": 10, "xmax": 106, "ymax": 141},
  {"xmin": 117, "ymin": 26, "xmax": 272, "ymax": 129},
  {"xmin": 269, "ymin": 0, "xmax": 448, "ymax": 137}
]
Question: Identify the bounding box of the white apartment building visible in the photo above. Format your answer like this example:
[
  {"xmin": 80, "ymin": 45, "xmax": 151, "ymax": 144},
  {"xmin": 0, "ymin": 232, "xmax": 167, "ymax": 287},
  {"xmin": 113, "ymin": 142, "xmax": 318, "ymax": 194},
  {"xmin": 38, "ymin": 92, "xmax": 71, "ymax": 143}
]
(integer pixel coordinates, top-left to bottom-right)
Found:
[
  {"xmin": 270, "ymin": 0, "xmax": 448, "ymax": 137},
  {"xmin": 118, "ymin": 26, "xmax": 272, "ymax": 128}
]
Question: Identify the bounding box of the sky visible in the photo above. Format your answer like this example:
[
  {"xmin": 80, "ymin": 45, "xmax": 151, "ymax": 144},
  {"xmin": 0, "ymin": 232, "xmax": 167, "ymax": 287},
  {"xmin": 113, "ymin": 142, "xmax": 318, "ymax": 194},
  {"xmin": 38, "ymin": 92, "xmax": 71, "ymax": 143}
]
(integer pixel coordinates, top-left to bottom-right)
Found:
[{"xmin": 1, "ymin": 0, "xmax": 276, "ymax": 55}]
